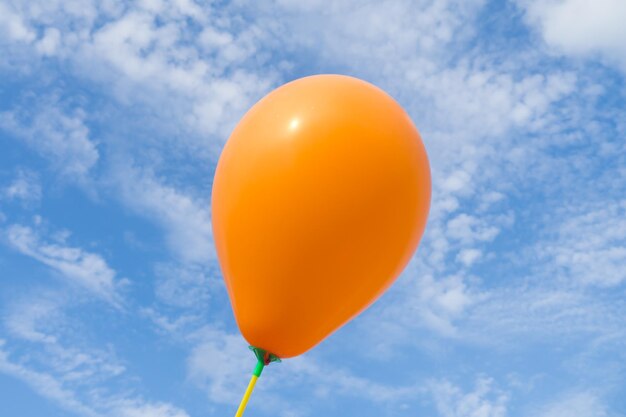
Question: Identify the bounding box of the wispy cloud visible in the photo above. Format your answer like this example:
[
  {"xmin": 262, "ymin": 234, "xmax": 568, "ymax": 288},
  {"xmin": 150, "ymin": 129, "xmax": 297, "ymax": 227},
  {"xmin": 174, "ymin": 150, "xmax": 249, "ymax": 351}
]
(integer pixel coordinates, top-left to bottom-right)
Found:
[
  {"xmin": 153, "ymin": 263, "xmax": 215, "ymax": 309},
  {"xmin": 533, "ymin": 391, "xmax": 608, "ymax": 417},
  {"xmin": 185, "ymin": 325, "xmax": 424, "ymax": 415},
  {"xmin": 430, "ymin": 377, "xmax": 508, "ymax": 417},
  {"xmin": 0, "ymin": 343, "xmax": 190, "ymax": 417},
  {"xmin": 2, "ymin": 169, "xmax": 41, "ymax": 207},
  {"xmin": 3, "ymin": 295, "xmax": 126, "ymax": 383},
  {"xmin": 107, "ymin": 399, "xmax": 190, "ymax": 417},
  {"xmin": 4, "ymin": 223, "xmax": 124, "ymax": 306},
  {"xmin": 0, "ymin": 98, "xmax": 98, "ymax": 181},
  {"xmin": 541, "ymin": 200, "xmax": 626, "ymax": 287},
  {"xmin": 0, "ymin": 293, "xmax": 189, "ymax": 417},
  {"xmin": 0, "ymin": 341, "xmax": 100, "ymax": 417},
  {"xmin": 108, "ymin": 162, "xmax": 213, "ymax": 264}
]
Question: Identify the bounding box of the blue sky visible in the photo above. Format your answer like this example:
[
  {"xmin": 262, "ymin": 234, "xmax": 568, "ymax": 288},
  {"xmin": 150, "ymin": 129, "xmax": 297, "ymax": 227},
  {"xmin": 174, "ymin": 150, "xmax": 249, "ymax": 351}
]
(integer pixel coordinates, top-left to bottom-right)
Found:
[{"xmin": 1, "ymin": 0, "xmax": 625, "ymax": 416}]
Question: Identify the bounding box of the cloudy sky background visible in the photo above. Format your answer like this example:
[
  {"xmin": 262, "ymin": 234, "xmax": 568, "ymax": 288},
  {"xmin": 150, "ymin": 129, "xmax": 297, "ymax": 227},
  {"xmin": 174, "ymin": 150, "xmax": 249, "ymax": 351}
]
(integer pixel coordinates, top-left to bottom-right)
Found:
[{"xmin": 1, "ymin": 0, "xmax": 625, "ymax": 416}]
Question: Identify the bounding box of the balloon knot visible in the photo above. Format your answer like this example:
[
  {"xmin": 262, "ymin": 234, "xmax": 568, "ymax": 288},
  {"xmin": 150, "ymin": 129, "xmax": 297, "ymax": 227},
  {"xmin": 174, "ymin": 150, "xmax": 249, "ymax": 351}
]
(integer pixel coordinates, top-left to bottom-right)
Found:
[{"xmin": 249, "ymin": 346, "xmax": 281, "ymax": 366}]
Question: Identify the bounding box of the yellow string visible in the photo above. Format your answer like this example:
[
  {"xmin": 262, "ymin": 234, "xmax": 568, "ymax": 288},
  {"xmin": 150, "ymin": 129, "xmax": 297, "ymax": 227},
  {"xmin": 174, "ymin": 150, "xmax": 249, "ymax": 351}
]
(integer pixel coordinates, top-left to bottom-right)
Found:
[{"xmin": 234, "ymin": 374, "xmax": 259, "ymax": 417}]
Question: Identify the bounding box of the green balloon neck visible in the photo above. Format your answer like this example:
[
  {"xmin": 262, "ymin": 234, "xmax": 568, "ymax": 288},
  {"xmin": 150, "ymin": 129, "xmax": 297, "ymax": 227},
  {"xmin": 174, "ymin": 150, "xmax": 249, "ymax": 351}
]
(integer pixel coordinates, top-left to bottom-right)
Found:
[
  {"xmin": 249, "ymin": 346, "xmax": 281, "ymax": 378},
  {"xmin": 253, "ymin": 360, "xmax": 264, "ymax": 377}
]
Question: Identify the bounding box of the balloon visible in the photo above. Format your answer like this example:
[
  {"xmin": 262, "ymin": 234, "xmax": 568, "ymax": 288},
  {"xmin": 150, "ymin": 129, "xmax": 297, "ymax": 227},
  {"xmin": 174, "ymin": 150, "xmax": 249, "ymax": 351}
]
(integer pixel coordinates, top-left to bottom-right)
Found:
[{"xmin": 212, "ymin": 74, "xmax": 430, "ymax": 359}]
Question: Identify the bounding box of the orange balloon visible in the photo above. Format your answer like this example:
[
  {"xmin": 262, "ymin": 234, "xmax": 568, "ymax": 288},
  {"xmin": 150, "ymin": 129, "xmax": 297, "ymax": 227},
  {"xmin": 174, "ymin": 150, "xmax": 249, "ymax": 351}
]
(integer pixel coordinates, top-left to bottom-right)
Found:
[{"xmin": 212, "ymin": 75, "xmax": 430, "ymax": 358}]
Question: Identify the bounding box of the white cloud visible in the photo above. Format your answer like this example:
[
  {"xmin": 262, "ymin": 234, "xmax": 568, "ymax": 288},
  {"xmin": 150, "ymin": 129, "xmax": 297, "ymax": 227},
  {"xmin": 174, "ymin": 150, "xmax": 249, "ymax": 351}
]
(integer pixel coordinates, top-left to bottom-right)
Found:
[
  {"xmin": 431, "ymin": 377, "xmax": 508, "ymax": 417},
  {"xmin": 72, "ymin": 1, "xmax": 276, "ymax": 142},
  {"xmin": 1, "ymin": 294, "xmax": 189, "ymax": 417},
  {"xmin": 257, "ymin": 0, "xmax": 487, "ymax": 63},
  {"xmin": 110, "ymin": 400, "xmax": 190, "ymax": 417},
  {"xmin": 519, "ymin": 0, "xmax": 626, "ymax": 70},
  {"xmin": 5, "ymin": 296, "xmax": 60, "ymax": 344},
  {"xmin": 3, "ymin": 296, "xmax": 126, "ymax": 383},
  {"xmin": 4, "ymin": 223, "xmax": 124, "ymax": 305},
  {"xmin": 0, "ymin": 293, "xmax": 118, "ymax": 416},
  {"xmin": 280, "ymin": 355, "xmax": 422, "ymax": 404},
  {"xmin": 0, "ymin": 343, "xmax": 190, "ymax": 417},
  {"xmin": 0, "ymin": 3, "xmax": 36, "ymax": 42},
  {"xmin": 447, "ymin": 214, "xmax": 500, "ymax": 244},
  {"xmin": 534, "ymin": 391, "xmax": 608, "ymax": 417},
  {"xmin": 543, "ymin": 200, "xmax": 626, "ymax": 287},
  {"xmin": 0, "ymin": 101, "xmax": 99, "ymax": 181},
  {"xmin": 3, "ymin": 169, "xmax": 42, "ymax": 206},
  {"xmin": 187, "ymin": 327, "xmax": 251, "ymax": 404},
  {"xmin": 0, "ymin": 343, "xmax": 100, "ymax": 417},
  {"xmin": 36, "ymin": 27, "xmax": 61, "ymax": 56},
  {"xmin": 186, "ymin": 326, "xmax": 423, "ymax": 414},
  {"xmin": 366, "ymin": 271, "xmax": 483, "ymax": 341},
  {"xmin": 364, "ymin": 191, "xmax": 626, "ymax": 347},
  {"xmin": 457, "ymin": 249, "xmax": 483, "ymax": 267},
  {"xmin": 153, "ymin": 263, "xmax": 214, "ymax": 308},
  {"xmin": 110, "ymin": 164, "xmax": 213, "ymax": 263},
  {"xmin": 461, "ymin": 283, "xmax": 626, "ymax": 348},
  {"xmin": 139, "ymin": 307, "xmax": 200, "ymax": 335}
]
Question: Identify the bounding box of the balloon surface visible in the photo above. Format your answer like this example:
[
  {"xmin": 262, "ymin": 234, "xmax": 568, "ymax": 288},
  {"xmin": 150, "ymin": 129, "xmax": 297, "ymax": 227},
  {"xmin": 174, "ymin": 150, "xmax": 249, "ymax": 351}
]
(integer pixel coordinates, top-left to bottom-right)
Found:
[{"xmin": 212, "ymin": 74, "xmax": 430, "ymax": 358}]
